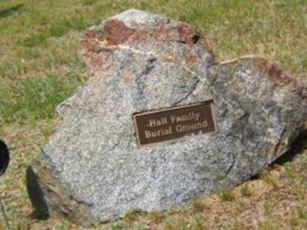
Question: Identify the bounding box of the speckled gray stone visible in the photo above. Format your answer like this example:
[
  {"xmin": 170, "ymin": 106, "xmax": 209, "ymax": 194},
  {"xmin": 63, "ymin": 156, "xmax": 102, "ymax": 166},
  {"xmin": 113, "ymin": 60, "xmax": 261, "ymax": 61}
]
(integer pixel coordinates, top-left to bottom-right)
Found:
[{"xmin": 27, "ymin": 9, "xmax": 306, "ymax": 226}]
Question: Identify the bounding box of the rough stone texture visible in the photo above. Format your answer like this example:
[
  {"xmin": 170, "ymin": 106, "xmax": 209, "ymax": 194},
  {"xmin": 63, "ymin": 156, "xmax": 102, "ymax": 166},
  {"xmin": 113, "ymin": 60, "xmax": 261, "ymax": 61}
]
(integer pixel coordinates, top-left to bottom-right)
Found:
[{"xmin": 27, "ymin": 9, "xmax": 307, "ymax": 226}]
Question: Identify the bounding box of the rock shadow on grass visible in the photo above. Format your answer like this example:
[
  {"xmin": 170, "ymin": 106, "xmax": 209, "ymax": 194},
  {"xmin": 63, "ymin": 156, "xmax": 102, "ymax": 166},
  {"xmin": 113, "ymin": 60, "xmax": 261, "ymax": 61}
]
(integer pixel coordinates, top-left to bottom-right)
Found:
[{"xmin": 0, "ymin": 4, "xmax": 23, "ymax": 19}]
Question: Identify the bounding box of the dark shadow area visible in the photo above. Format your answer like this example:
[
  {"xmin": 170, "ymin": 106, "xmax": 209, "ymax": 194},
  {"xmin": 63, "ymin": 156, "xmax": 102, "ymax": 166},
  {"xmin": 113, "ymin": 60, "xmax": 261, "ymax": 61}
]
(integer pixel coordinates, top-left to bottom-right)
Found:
[
  {"xmin": 249, "ymin": 129, "xmax": 307, "ymax": 181},
  {"xmin": 0, "ymin": 4, "xmax": 23, "ymax": 19},
  {"xmin": 0, "ymin": 139, "xmax": 9, "ymax": 176},
  {"xmin": 272, "ymin": 129, "xmax": 307, "ymax": 165},
  {"xmin": 26, "ymin": 166, "xmax": 50, "ymax": 220}
]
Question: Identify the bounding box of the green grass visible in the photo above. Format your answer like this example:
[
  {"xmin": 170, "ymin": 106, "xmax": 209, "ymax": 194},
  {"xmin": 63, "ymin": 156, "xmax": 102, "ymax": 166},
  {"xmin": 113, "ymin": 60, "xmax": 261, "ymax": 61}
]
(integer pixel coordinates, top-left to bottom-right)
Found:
[
  {"xmin": 49, "ymin": 22, "xmax": 71, "ymax": 37},
  {"xmin": 216, "ymin": 187, "xmax": 236, "ymax": 202},
  {"xmin": 23, "ymin": 33, "xmax": 47, "ymax": 46},
  {"xmin": 261, "ymin": 170, "xmax": 280, "ymax": 190},
  {"xmin": 81, "ymin": 0, "xmax": 97, "ymax": 6},
  {"xmin": 0, "ymin": 0, "xmax": 306, "ymax": 229},
  {"xmin": 0, "ymin": 74, "xmax": 80, "ymax": 124},
  {"xmin": 49, "ymin": 16, "xmax": 89, "ymax": 37},
  {"xmin": 240, "ymin": 184, "xmax": 253, "ymax": 197}
]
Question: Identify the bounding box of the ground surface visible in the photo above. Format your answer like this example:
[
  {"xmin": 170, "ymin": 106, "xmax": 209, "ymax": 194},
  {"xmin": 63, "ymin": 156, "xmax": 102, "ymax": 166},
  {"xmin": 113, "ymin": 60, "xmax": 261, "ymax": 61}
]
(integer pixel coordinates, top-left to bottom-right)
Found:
[{"xmin": 0, "ymin": 0, "xmax": 306, "ymax": 229}]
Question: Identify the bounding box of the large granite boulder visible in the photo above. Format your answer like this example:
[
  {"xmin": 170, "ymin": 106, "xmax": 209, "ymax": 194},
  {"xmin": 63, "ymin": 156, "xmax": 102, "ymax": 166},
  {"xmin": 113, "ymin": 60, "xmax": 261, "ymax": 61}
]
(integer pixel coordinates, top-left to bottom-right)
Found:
[{"xmin": 27, "ymin": 9, "xmax": 306, "ymax": 226}]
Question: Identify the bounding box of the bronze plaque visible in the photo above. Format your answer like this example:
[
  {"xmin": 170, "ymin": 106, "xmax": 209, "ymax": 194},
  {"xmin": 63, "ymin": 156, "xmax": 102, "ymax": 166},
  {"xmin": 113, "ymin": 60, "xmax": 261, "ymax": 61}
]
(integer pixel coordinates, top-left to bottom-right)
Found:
[{"xmin": 133, "ymin": 100, "xmax": 217, "ymax": 147}]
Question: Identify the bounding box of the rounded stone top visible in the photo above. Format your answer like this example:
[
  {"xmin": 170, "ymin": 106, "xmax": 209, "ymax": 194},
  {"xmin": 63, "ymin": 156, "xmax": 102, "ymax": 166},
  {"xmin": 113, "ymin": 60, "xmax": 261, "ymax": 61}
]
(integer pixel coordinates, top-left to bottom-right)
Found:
[{"xmin": 111, "ymin": 8, "xmax": 169, "ymax": 29}]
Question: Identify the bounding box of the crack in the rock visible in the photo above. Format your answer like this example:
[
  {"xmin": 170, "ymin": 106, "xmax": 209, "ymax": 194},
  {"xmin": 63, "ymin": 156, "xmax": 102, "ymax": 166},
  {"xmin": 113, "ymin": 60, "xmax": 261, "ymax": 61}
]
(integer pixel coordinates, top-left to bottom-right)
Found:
[
  {"xmin": 69, "ymin": 195, "xmax": 94, "ymax": 207},
  {"xmin": 173, "ymin": 76, "xmax": 200, "ymax": 106},
  {"xmin": 223, "ymin": 152, "xmax": 236, "ymax": 180},
  {"xmin": 142, "ymin": 57, "xmax": 157, "ymax": 75}
]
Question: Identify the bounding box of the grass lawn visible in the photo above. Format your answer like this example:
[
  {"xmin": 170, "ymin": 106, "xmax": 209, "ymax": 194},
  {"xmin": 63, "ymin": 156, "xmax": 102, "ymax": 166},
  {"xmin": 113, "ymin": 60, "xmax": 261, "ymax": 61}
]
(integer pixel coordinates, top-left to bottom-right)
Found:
[{"xmin": 0, "ymin": 0, "xmax": 306, "ymax": 229}]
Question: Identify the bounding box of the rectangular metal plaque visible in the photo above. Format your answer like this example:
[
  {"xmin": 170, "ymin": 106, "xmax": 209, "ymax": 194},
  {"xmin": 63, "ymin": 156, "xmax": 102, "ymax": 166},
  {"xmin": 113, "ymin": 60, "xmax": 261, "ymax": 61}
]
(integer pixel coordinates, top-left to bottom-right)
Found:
[{"xmin": 133, "ymin": 100, "xmax": 217, "ymax": 147}]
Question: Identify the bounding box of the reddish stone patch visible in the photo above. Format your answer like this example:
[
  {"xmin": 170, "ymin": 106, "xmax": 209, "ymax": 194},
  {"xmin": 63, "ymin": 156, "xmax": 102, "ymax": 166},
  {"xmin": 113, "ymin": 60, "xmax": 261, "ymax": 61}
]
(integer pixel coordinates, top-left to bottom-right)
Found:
[
  {"xmin": 266, "ymin": 64, "xmax": 294, "ymax": 86},
  {"xmin": 178, "ymin": 22, "xmax": 201, "ymax": 45},
  {"xmin": 153, "ymin": 24, "xmax": 175, "ymax": 41},
  {"xmin": 222, "ymin": 57, "xmax": 300, "ymax": 87},
  {"xmin": 80, "ymin": 30, "xmax": 105, "ymax": 71},
  {"xmin": 79, "ymin": 30, "xmax": 100, "ymax": 51},
  {"xmin": 98, "ymin": 19, "xmax": 136, "ymax": 46},
  {"xmin": 253, "ymin": 58, "xmax": 296, "ymax": 86},
  {"xmin": 126, "ymin": 30, "xmax": 153, "ymax": 45},
  {"xmin": 83, "ymin": 52, "xmax": 104, "ymax": 71},
  {"xmin": 199, "ymin": 39, "xmax": 213, "ymax": 53},
  {"xmin": 185, "ymin": 49, "xmax": 198, "ymax": 66}
]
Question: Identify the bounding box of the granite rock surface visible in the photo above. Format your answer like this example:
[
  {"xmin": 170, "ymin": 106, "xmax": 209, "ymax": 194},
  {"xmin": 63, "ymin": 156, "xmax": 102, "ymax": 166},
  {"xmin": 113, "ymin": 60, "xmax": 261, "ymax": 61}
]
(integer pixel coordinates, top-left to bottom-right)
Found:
[{"xmin": 27, "ymin": 9, "xmax": 306, "ymax": 226}]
